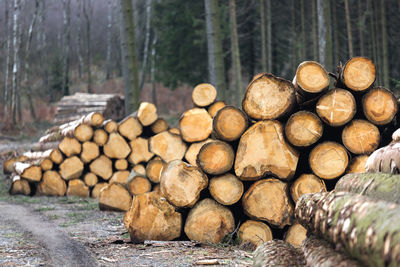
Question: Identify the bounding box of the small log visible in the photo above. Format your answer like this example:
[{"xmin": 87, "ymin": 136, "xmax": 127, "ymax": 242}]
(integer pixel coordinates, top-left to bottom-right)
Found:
[
  {"xmin": 10, "ymin": 176, "xmax": 31, "ymax": 195},
  {"xmin": 168, "ymin": 127, "xmax": 180, "ymax": 135},
  {"xmin": 309, "ymin": 142, "xmax": 349, "ymax": 179},
  {"xmin": 118, "ymin": 115, "xmax": 143, "ymax": 140},
  {"xmin": 284, "ymin": 223, "xmax": 307, "ymax": 248},
  {"xmin": 109, "ymin": 170, "xmax": 130, "ymax": 185},
  {"xmin": 209, "ymin": 173, "xmax": 243, "ymax": 205},
  {"xmin": 83, "ymin": 172, "xmax": 98, "ymax": 187},
  {"xmin": 242, "ymin": 73, "xmax": 295, "ymax": 120},
  {"xmin": 184, "ymin": 139, "xmax": 213, "ymax": 166},
  {"xmin": 160, "ymin": 160, "xmax": 208, "ymax": 208},
  {"xmin": 67, "ymin": 179, "xmax": 90, "ymax": 197},
  {"xmin": 80, "ymin": 141, "xmax": 100, "ymax": 163},
  {"xmin": 149, "ymin": 131, "xmax": 187, "ymax": 162},
  {"xmin": 212, "ymin": 106, "xmax": 248, "ymax": 141},
  {"xmin": 346, "ymin": 155, "xmax": 369, "ymax": 173},
  {"xmin": 40, "ymin": 159, "xmax": 53, "ymax": 171},
  {"xmin": 99, "ymin": 183, "xmax": 132, "ymax": 211},
  {"xmin": 137, "ymin": 102, "xmax": 158, "ymax": 126},
  {"xmin": 238, "ymin": 220, "xmax": 273, "ymax": 248},
  {"xmin": 103, "ymin": 132, "xmax": 131, "ymax": 159},
  {"xmin": 102, "ymin": 119, "xmax": 118, "ymax": 133},
  {"xmin": 179, "ymin": 108, "xmax": 213, "ymax": 142},
  {"xmin": 293, "ymin": 61, "xmax": 329, "ymax": 95},
  {"xmin": 184, "ymin": 198, "xmax": 234, "ymax": 244},
  {"xmin": 74, "ymin": 124, "xmax": 93, "ymax": 142},
  {"xmin": 342, "ymin": 119, "xmax": 380, "ymax": 155},
  {"xmin": 37, "ymin": 171, "xmax": 67, "ymax": 196},
  {"xmin": 150, "ymin": 118, "xmax": 168, "ymax": 134},
  {"xmin": 242, "ymin": 178, "xmax": 293, "ymax": 228},
  {"xmin": 365, "ymin": 143, "xmax": 400, "ymax": 174},
  {"xmin": 123, "ymin": 191, "xmax": 182, "ymax": 242},
  {"xmin": 285, "ymin": 111, "xmax": 323, "ymax": 147},
  {"xmin": 146, "ymin": 159, "xmax": 166, "ymax": 183},
  {"xmin": 316, "ymin": 88, "xmax": 356, "ymax": 127},
  {"xmin": 89, "ymin": 155, "xmax": 113, "ymax": 180},
  {"xmin": 207, "ymin": 101, "xmax": 226, "ymax": 117},
  {"xmin": 362, "ymin": 87, "xmax": 398, "ymax": 125},
  {"xmin": 192, "ymin": 83, "xmax": 217, "ymax": 107},
  {"xmin": 59, "ymin": 137, "xmax": 82, "ymax": 157},
  {"xmin": 91, "ymin": 182, "xmax": 108, "ymax": 198},
  {"xmin": 132, "ymin": 164, "xmax": 146, "ymax": 176},
  {"xmin": 3, "ymin": 158, "xmax": 17, "ymax": 174},
  {"xmin": 128, "ymin": 137, "xmax": 154, "ymax": 165},
  {"xmin": 197, "ymin": 141, "xmax": 234, "ymax": 175},
  {"xmin": 339, "ymin": 57, "xmax": 376, "ymax": 91},
  {"xmin": 290, "ymin": 174, "xmax": 326, "ymax": 203},
  {"xmin": 114, "ymin": 159, "xmax": 128, "ymax": 171},
  {"xmin": 31, "ymin": 141, "xmax": 59, "ymax": 152},
  {"xmin": 127, "ymin": 175, "xmax": 152, "ymax": 195},
  {"xmin": 18, "ymin": 155, "xmax": 28, "ymax": 162},
  {"xmin": 50, "ymin": 149, "xmax": 64, "ymax": 164},
  {"xmin": 81, "ymin": 111, "xmax": 105, "ymax": 127},
  {"xmin": 93, "ymin": 129, "xmax": 108, "ymax": 146},
  {"xmin": 14, "ymin": 162, "xmax": 42, "ymax": 182},
  {"xmin": 252, "ymin": 240, "xmax": 305, "ymax": 267},
  {"xmin": 59, "ymin": 156, "xmax": 84, "ymax": 180}
]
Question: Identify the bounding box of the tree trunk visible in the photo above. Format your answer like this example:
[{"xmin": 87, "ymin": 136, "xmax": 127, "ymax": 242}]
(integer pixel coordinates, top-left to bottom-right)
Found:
[
  {"xmin": 80, "ymin": 141, "xmax": 99, "ymax": 163},
  {"xmin": 77, "ymin": 0, "xmax": 83, "ymax": 79},
  {"xmin": 103, "ymin": 132, "xmax": 131, "ymax": 159},
  {"xmin": 62, "ymin": 0, "xmax": 71, "ymax": 96},
  {"xmin": 105, "ymin": 0, "xmax": 113, "ymax": 80},
  {"xmin": 67, "ymin": 179, "xmax": 90, "ymax": 198},
  {"xmin": 260, "ymin": 0, "xmax": 266, "ymax": 71},
  {"xmin": 204, "ymin": 0, "xmax": 216, "ymax": 90},
  {"xmin": 3, "ymin": 0, "xmax": 11, "ymax": 118},
  {"xmin": 365, "ymin": 142, "xmax": 400, "ymax": 174},
  {"xmin": 14, "ymin": 162, "xmax": 42, "ymax": 182},
  {"xmin": 344, "ymin": 0, "xmax": 353, "ymax": 57},
  {"xmin": 10, "ymin": 176, "xmax": 31, "ymax": 196},
  {"xmin": 89, "ymin": 155, "xmax": 113, "ymax": 180},
  {"xmin": 137, "ymin": 102, "xmax": 158, "ymax": 126},
  {"xmin": 83, "ymin": 0, "xmax": 92, "ymax": 93},
  {"xmin": 266, "ymin": 0, "xmax": 272, "ymax": 71},
  {"xmin": 300, "ymin": 0, "xmax": 306, "ymax": 59},
  {"xmin": 59, "ymin": 137, "xmax": 81, "ymax": 157},
  {"xmin": 11, "ymin": 0, "xmax": 21, "ymax": 124},
  {"xmin": 37, "ymin": 171, "xmax": 67, "ymax": 196},
  {"xmin": 146, "ymin": 158, "xmax": 165, "ymax": 183},
  {"xmin": 128, "ymin": 137, "xmax": 154, "ymax": 165},
  {"xmin": 184, "ymin": 139, "xmax": 213, "ymax": 166},
  {"xmin": 312, "ymin": 0, "xmax": 318, "ymax": 61},
  {"xmin": 150, "ymin": 118, "xmax": 168, "ymax": 134},
  {"xmin": 332, "ymin": 0, "xmax": 339, "ymax": 63},
  {"xmin": 229, "ymin": 0, "xmax": 242, "ymax": 106},
  {"xmin": 127, "ymin": 175, "xmax": 151, "ymax": 195},
  {"xmin": 139, "ymin": 0, "xmax": 152, "ymax": 91},
  {"xmin": 150, "ymin": 32, "xmax": 157, "ymax": 106},
  {"xmin": 59, "ymin": 156, "xmax": 84, "ymax": 180},
  {"xmin": 253, "ymin": 240, "xmax": 305, "ymax": 267},
  {"xmin": 358, "ymin": 0, "xmax": 365, "ymax": 56},
  {"xmin": 381, "ymin": 0, "xmax": 389, "ymax": 88},
  {"xmin": 118, "ymin": 115, "xmax": 143, "ymax": 140},
  {"xmin": 284, "ymin": 223, "xmax": 307, "ymax": 248},
  {"xmin": 317, "ymin": 0, "xmax": 326, "ymax": 66}
]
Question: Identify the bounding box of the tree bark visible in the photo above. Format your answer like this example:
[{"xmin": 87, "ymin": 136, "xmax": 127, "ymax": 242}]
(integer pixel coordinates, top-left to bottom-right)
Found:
[
  {"xmin": 3, "ymin": 0, "xmax": 11, "ymax": 118},
  {"xmin": 358, "ymin": 0, "xmax": 365, "ymax": 56},
  {"xmin": 229, "ymin": 0, "xmax": 242, "ymax": 106},
  {"xmin": 83, "ymin": 0, "xmax": 92, "ymax": 93},
  {"xmin": 204, "ymin": 0, "xmax": 216, "ymax": 90},
  {"xmin": 300, "ymin": 0, "xmax": 306, "ymax": 59},
  {"xmin": 105, "ymin": 0, "xmax": 113, "ymax": 80},
  {"xmin": 253, "ymin": 240, "xmax": 305, "ymax": 267},
  {"xmin": 344, "ymin": 0, "xmax": 353, "ymax": 57},
  {"xmin": 139, "ymin": 0, "xmax": 152, "ymax": 91},
  {"xmin": 260, "ymin": 0, "xmax": 266, "ymax": 71},
  {"xmin": 266, "ymin": 0, "xmax": 272, "ymax": 71},
  {"xmin": 381, "ymin": 0, "xmax": 389, "ymax": 88},
  {"xmin": 61, "ymin": 0, "xmax": 71, "ymax": 96},
  {"xmin": 312, "ymin": 0, "xmax": 318, "ymax": 61},
  {"xmin": 11, "ymin": 0, "xmax": 21, "ymax": 124},
  {"xmin": 76, "ymin": 0, "xmax": 83, "ymax": 79}
]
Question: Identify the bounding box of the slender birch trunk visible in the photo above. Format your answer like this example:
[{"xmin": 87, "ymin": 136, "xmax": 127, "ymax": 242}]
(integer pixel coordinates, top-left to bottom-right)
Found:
[{"xmin": 11, "ymin": 0, "xmax": 21, "ymax": 124}]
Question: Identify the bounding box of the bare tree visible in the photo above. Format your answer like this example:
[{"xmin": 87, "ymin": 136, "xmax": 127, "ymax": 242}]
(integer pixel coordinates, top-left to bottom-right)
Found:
[
  {"xmin": 312, "ymin": 0, "xmax": 318, "ymax": 60},
  {"xmin": 11, "ymin": 0, "xmax": 21, "ymax": 123},
  {"xmin": 266, "ymin": 0, "xmax": 272, "ymax": 72},
  {"xmin": 204, "ymin": 0, "xmax": 216, "ymax": 88},
  {"xmin": 37, "ymin": 0, "xmax": 49, "ymax": 96},
  {"xmin": 105, "ymin": 0, "xmax": 114, "ymax": 80},
  {"xmin": 139, "ymin": 0, "xmax": 153, "ymax": 91},
  {"xmin": 77, "ymin": 0, "xmax": 83, "ymax": 79},
  {"xmin": 83, "ymin": 0, "xmax": 93, "ymax": 93},
  {"xmin": 3, "ymin": 0, "xmax": 11, "ymax": 118},
  {"xmin": 150, "ymin": 33, "xmax": 157, "ymax": 106},
  {"xmin": 260, "ymin": 0, "xmax": 266, "ymax": 71},
  {"xmin": 344, "ymin": 0, "xmax": 353, "ymax": 57},
  {"xmin": 317, "ymin": 0, "xmax": 332, "ymax": 69},
  {"xmin": 381, "ymin": 0, "xmax": 389, "ymax": 88},
  {"xmin": 300, "ymin": 0, "xmax": 306, "ymax": 59},
  {"xmin": 229, "ymin": 0, "xmax": 242, "ymax": 106}
]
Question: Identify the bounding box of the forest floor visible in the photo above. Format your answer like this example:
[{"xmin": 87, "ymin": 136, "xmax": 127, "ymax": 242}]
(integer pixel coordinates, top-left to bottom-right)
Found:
[{"xmin": 0, "ymin": 141, "xmax": 253, "ymax": 267}]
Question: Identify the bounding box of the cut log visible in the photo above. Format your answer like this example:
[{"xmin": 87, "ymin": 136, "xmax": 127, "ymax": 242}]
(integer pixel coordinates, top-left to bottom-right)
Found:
[
  {"xmin": 22, "ymin": 149, "xmax": 52, "ymax": 160},
  {"xmin": 365, "ymin": 142, "xmax": 400, "ymax": 174},
  {"xmin": 393, "ymin": 128, "xmax": 400, "ymax": 142},
  {"xmin": 309, "ymin": 142, "xmax": 349, "ymax": 179},
  {"xmin": 192, "ymin": 83, "xmax": 217, "ymax": 107},
  {"xmin": 295, "ymin": 191, "xmax": 400, "ymax": 267},
  {"xmin": 114, "ymin": 159, "xmax": 128, "ymax": 171},
  {"xmin": 128, "ymin": 137, "xmax": 154, "ymax": 165},
  {"xmin": 50, "ymin": 149, "xmax": 64, "ymax": 164},
  {"xmin": 80, "ymin": 111, "xmax": 105, "ymax": 127},
  {"xmin": 346, "ymin": 155, "xmax": 369, "ymax": 173},
  {"xmin": 10, "ymin": 176, "xmax": 31, "ymax": 195},
  {"xmin": 209, "ymin": 174, "xmax": 243, "ymax": 205},
  {"xmin": 149, "ymin": 131, "xmax": 187, "ymax": 162},
  {"xmin": 14, "ymin": 162, "xmax": 42, "ymax": 182},
  {"xmin": 285, "ymin": 111, "xmax": 323, "ymax": 147},
  {"xmin": 80, "ymin": 141, "xmax": 100, "ymax": 163},
  {"xmin": 118, "ymin": 116, "xmax": 143, "ymax": 140},
  {"xmin": 123, "ymin": 191, "xmax": 182, "ymax": 242},
  {"xmin": 59, "ymin": 137, "xmax": 82, "ymax": 157},
  {"xmin": 362, "ymin": 87, "xmax": 398, "ymax": 125},
  {"xmin": 93, "ymin": 129, "xmax": 108, "ymax": 146},
  {"xmin": 212, "ymin": 106, "xmax": 248, "ymax": 141},
  {"xmin": 127, "ymin": 175, "xmax": 152, "ymax": 195},
  {"xmin": 137, "ymin": 102, "xmax": 158, "ymax": 126},
  {"xmin": 293, "ymin": 61, "xmax": 329, "ymax": 95},
  {"xmin": 109, "ymin": 170, "xmax": 130, "ymax": 185},
  {"xmin": 74, "ymin": 124, "xmax": 93, "ymax": 142},
  {"xmin": 40, "ymin": 159, "xmax": 53, "ymax": 171},
  {"xmin": 160, "ymin": 160, "xmax": 208, "ymax": 208},
  {"xmin": 91, "ymin": 182, "xmax": 108, "ymax": 198},
  {"xmin": 339, "ymin": 57, "xmax": 376, "ymax": 91},
  {"xmin": 253, "ymin": 240, "xmax": 305, "ymax": 267},
  {"xmin": 242, "ymin": 178, "xmax": 293, "ymax": 228},
  {"xmin": 103, "ymin": 132, "xmax": 131, "ymax": 159},
  {"xmin": 89, "ymin": 155, "xmax": 113, "ymax": 180},
  {"xmin": 168, "ymin": 127, "xmax": 180, "ymax": 136},
  {"xmin": 132, "ymin": 164, "xmax": 146, "ymax": 176},
  {"xmin": 184, "ymin": 139, "xmax": 213, "ymax": 166},
  {"xmin": 31, "ymin": 141, "xmax": 60, "ymax": 152},
  {"xmin": 184, "ymin": 198, "xmax": 235, "ymax": 244},
  {"xmin": 152, "ymin": 184, "xmax": 163, "ymax": 196},
  {"xmin": 3, "ymin": 158, "xmax": 16, "ymax": 174},
  {"xmin": 242, "ymin": 73, "xmax": 295, "ymax": 120},
  {"xmin": 207, "ymin": 101, "xmax": 226, "ymax": 117},
  {"xmin": 102, "ymin": 119, "xmax": 118, "ymax": 133},
  {"xmin": 290, "ymin": 174, "xmax": 326, "ymax": 203},
  {"xmin": 99, "ymin": 183, "xmax": 132, "ymax": 211},
  {"xmin": 146, "ymin": 159, "xmax": 166, "ymax": 183},
  {"xmin": 235, "ymin": 120, "xmax": 299, "ymax": 181},
  {"xmin": 316, "ymin": 88, "xmax": 356, "ymax": 126},
  {"xmin": 37, "ymin": 171, "xmax": 67, "ymax": 196},
  {"xmin": 342, "ymin": 119, "xmax": 380, "ymax": 155},
  {"xmin": 66, "ymin": 179, "xmax": 90, "ymax": 198},
  {"xmin": 179, "ymin": 108, "xmax": 213, "ymax": 142},
  {"xmin": 197, "ymin": 141, "xmax": 234, "ymax": 175},
  {"xmin": 83, "ymin": 172, "xmax": 98, "ymax": 187},
  {"xmin": 238, "ymin": 220, "xmax": 273, "ymax": 248},
  {"xmin": 18, "ymin": 155, "xmax": 28, "ymax": 162},
  {"xmin": 284, "ymin": 223, "xmax": 307, "ymax": 248},
  {"xmin": 151, "ymin": 118, "xmax": 168, "ymax": 134},
  {"xmin": 59, "ymin": 156, "xmax": 84, "ymax": 180}
]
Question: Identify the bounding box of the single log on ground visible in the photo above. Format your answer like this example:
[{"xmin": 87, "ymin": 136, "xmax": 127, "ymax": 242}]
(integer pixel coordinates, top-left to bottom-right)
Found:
[
  {"xmin": 290, "ymin": 174, "xmax": 326, "ymax": 203},
  {"xmin": 59, "ymin": 156, "xmax": 84, "ymax": 180},
  {"xmin": 66, "ymin": 179, "xmax": 90, "ymax": 197},
  {"xmin": 212, "ymin": 106, "xmax": 248, "ymax": 141},
  {"xmin": 285, "ymin": 111, "xmax": 323, "ymax": 147},
  {"xmin": 109, "ymin": 170, "xmax": 130, "ymax": 185},
  {"xmin": 302, "ymin": 235, "xmax": 362, "ymax": 267},
  {"xmin": 118, "ymin": 116, "xmax": 143, "ymax": 140},
  {"xmin": 362, "ymin": 87, "xmax": 398, "ymax": 125},
  {"xmin": 316, "ymin": 88, "xmax": 356, "ymax": 127},
  {"xmin": 209, "ymin": 174, "xmax": 243, "ymax": 205},
  {"xmin": 235, "ymin": 120, "xmax": 299, "ymax": 181},
  {"xmin": 10, "ymin": 176, "xmax": 31, "ymax": 195},
  {"xmin": 133, "ymin": 164, "xmax": 146, "ymax": 176},
  {"xmin": 123, "ymin": 191, "xmax": 182, "ymax": 242},
  {"xmin": 3, "ymin": 158, "xmax": 16, "ymax": 174},
  {"xmin": 91, "ymin": 182, "xmax": 108, "ymax": 198},
  {"xmin": 284, "ymin": 223, "xmax": 307, "ymax": 248},
  {"xmin": 137, "ymin": 102, "xmax": 158, "ymax": 126},
  {"xmin": 74, "ymin": 124, "xmax": 93, "ymax": 142},
  {"xmin": 103, "ymin": 132, "xmax": 131, "ymax": 159},
  {"xmin": 208, "ymin": 101, "xmax": 226, "ymax": 117},
  {"xmin": 89, "ymin": 155, "xmax": 113, "ymax": 180},
  {"xmin": 342, "ymin": 120, "xmax": 380, "ymax": 155},
  {"xmin": 149, "ymin": 131, "xmax": 187, "ymax": 162},
  {"xmin": 242, "ymin": 178, "xmax": 293, "ymax": 228},
  {"xmin": 197, "ymin": 141, "xmax": 234, "ymax": 175},
  {"xmin": 114, "ymin": 159, "xmax": 128, "ymax": 171},
  {"xmin": 293, "ymin": 61, "xmax": 329, "ymax": 96},
  {"xmin": 168, "ymin": 127, "xmax": 180, "ymax": 135},
  {"xmin": 192, "ymin": 83, "xmax": 217, "ymax": 107},
  {"xmin": 151, "ymin": 118, "xmax": 168, "ymax": 134},
  {"xmin": 40, "ymin": 159, "xmax": 53, "ymax": 171},
  {"xmin": 160, "ymin": 160, "xmax": 208, "ymax": 208},
  {"xmin": 127, "ymin": 175, "xmax": 152, "ymax": 195},
  {"xmin": 93, "ymin": 129, "xmax": 108, "ymax": 146},
  {"xmin": 99, "ymin": 183, "xmax": 132, "ymax": 211},
  {"xmin": 37, "ymin": 171, "xmax": 67, "ymax": 196},
  {"xmin": 238, "ymin": 220, "xmax": 273, "ymax": 248},
  {"xmin": 339, "ymin": 57, "xmax": 376, "ymax": 91},
  {"xmin": 83, "ymin": 172, "xmax": 98, "ymax": 187},
  {"xmin": 128, "ymin": 137, "xmax": 154, "ymax": 165},
  {"xmin": 253, "ymin": 240, "xmax": 305, "ymax": 267},
  {"xmin": 365, "ymin": 143, "xmax": 400, "ymax": 174},
  {"xmin": 14, "ymin": 162, "xmax": 42, "ymax": 182},
  {"xmin": 184, "ymin": 139, "xmax": 213, "ymax": 166},
  {"xmin": 80, "ymin": 141, "xmax": 100, "ymax": 163},
  {"xmin": 242, "ymin": 73, "xmax": 295, "ymax": 120},
  {"xmin": 346, "ymin": 155, "xmax": 369, "ymax": 173},
  {"xmin": 50, "ymin": 149, "xmax": 64, "ymax": 164},
  {"xmin": 103, "ymin": 119, "xmax": 118, "ymax": 133},
  {"xmin": 59, "ymin": 137, "xmax": 82, "ymax": 157},
  {"xmin": 309, "ymin": 142, "xmax": 349, "ymax": 179},
  {"xmin": 295, "ymin": 191, "xmax": 400, "ymax": 267},
  {"xmin": 179, "ymin": 108, "xmax": 213, "ymax": 142},
  {"xmin": 146, "ymin": 159, "xmax": 166, "ymax": 183},
  {"xmin": 184, "ymin": 198, "xmax": 234, "ymax": 244}
]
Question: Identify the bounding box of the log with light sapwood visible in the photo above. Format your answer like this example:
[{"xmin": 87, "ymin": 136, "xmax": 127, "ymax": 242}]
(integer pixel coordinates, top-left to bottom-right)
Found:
[
  {"xmin": 59, "ymin": 137, "xmax": 82, "ymax": 157},
  {"xmin": 342, "ymin": 120, "xmax": 380, "ymax": 155},
  {"xmin": 9, "ymin": 176, "xmax": 31, "ymax": 195},
  {"xmin": 293, "ymin": 61, "xmax": 330, "ymax": 97},
  {"xmin": 114, "ymin": 159, "xmax": 128, "ymax": 171},
  {"xmin": 22, "ymin": 149, "xmax": 52, "ymax": 160},
  {"xmin": 346, "ymin": 155, "xmax": 369, "ymax": 173},
  {"xmin": 168, "ymin": 127, "xmax": 180, "ymax": 136},
  {"xmin": 37, "ymin": 171, "xmax": 67, "ymax": 196},
  {"xmin": 316, "ymin": 88, "xmax": 356, "ymax": 127},
  {"xmin": 309, "ymin": 142, "xmax": 349, "ymax": 179},
  {"xmin": 128, "ymin": 137, "xmax": 154, "ymax": 165},
  {"xmin": 80, "ymin": 111, "xmax": 105, "ymax": 127},
  {"xmin": 99, "ymin": 183, "xmax": 132, "ymax": 211},
  {"xmin": 109, "ymin": 170, "xmax": 130, "ymax": 185},
  {"xmin": 91, "ymin": 182, "xmax": 109, "ymax": 199},
  {"xmin": 127, "ymin": 175, "xmax": 152, "ymax": 196},
  {"xmin": 103, "ymin": 132, "xmax": 131, "ymax": 159},
  {"xmin": 209, "ymin": 174, "xmax": 243, "ymax": 205},
  {"xmin": 123, "ymin": 191, "xmax": 182, "ymax": 242},
  {"xmin": 152, "ymin": 184, "xmax": 164, "ymax": 197},
  {"xmin": 290, "ymin": 174, "xmax": 326, "ymax": 203},
  {"xmin": 40, "ymin": 159, "xmax": 53, "ymax": 171},
  {"xmin": 118, "ymin": 115, "xmax": 143, "ymax": 140},
  {"xmin": 235, "ymin": 120, "xmax": 299, "ymax": 181},
  {"xmin": 150, "ymin": 118, "xmax": 168, "ymax": 134},
  {"xmin": 80, "ymin": 141, "xmax": 100, "ymax": 163},
  {"xmin": 160, "ymin": 160, "xmax": 208, "ymax": 208},
  {"xmin": 133, "ymin": 164, "xmax": 146, "ymax": 176},
  {"xmin": 179, "ymin": 108, "xmax": 213, "ymax": 142},
  {"xmin": 242, "ymin": 73, "xmax": 295, "ymax": 120},
  {"xmin": 31, "ymin": 141, "xmax": 60, "ymax": 152},
  {"xmin": 362, "ymin": 87, "xmax": 398, "ymax": 125},
  {"xmin": 146, "ymin": 159, "xmax": 166, "ymax": 183},
  {"xmin": 66, "ymin": 179, "xmax": 90, "ymax": 198},
  {"xmin": 18, "ymin": 155, "xmax": 29, "ymax": 162},
  {"xmin": 284, "ymin": 223, "xmax": 307, "ymax": 248},
  {"xmin": 338, "ymin": 57, "xmax": 376, "ymax": 91},
  {"xmin": 149, "ymin": 131, "xmax": 187, "ymax": 163},
  {"xmin": 89, "ymin": 155, "xmax": 113, "ymax": 180},
  {"xmin": 238, "ymin": 220, "xmax": 273, "ymax": 248},
  {"xmin": 365, "ymin": 142, "xmax": 400, "ymax": 174},
  {"xmin": 184, "ymin": 198, "xmax": 234, "ymax": 244},
  {"xmin": 285, "ymin": 111, "xmax": 323, "ymax": 147},
  {"xmin": 102, "ymin": 119, "xmax": 118, "ymax": 133},
  {"xmin": 207, "ymin": 101, "xmax": 226, "ymax": 117},
  {"xmin": 59, "ymin": 156, "xmax": 84, "ymax": 180},
  {"xmin": 184, "ymin": 139, "xmax": 213, "ymax": 166},
  {"xmin": 137, "ymin": 102, "xmax": 158, "ymax": 126},
  {"xmin": 212, "ymin": 106, "xmax": 248, "ymax": 141},
  {"xmin": 242, "ymin": 178, "xmax": 293, "ymax": 228},
  {"xmin": 50, "ymin": 149, "xmax": 64, "ymax": 164},
  {"xmin": 14, "ymin": 162, "xmax": 42, "ymax": 182},
  {"xmin": 93, "ymin": 129, "xmax": 108, "ymax": 146},
  {"xmin": 252, "ymin": 240, "xmax": 305, "ymax": 267},
  {"xmin": 393, "ymin": 128, "xmax": 400, "ymax": 142},
  {"xmin": 83, "ymin": 172, "xmax": 98, "ymax": 187},
  {"xmin": 191, "ymin": 83, "xmax": 217, "ymax": 107},
  {"xmin": 302, "ymin": 235, "xmax": 362, "ymax": 267},
  {"xmin": 3, "ymin": 158, "xmax": 17, "ymax": 174},
  {"xmin": 197, "ymin": 141, "xmax": 234, "ymax": 175},
  {"xmin": 295, "ymin": 191, "xmax": 400, "ymax": 267},
  {"xmin": 73, "ymin": 124, "xmax": 93, "ymax": 142}
]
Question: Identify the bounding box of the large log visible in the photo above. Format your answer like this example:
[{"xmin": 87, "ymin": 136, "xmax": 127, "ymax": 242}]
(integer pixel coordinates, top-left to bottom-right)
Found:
[
  {"xmin": 37, "ymin": 171, "xmax": 67, "ymax": 196},
  {"xmin": 127, "ymin": 175, "xmax": 152, "ymax": 195},
  {"xmin": 362, "ymin": 87, "xmax": 398, "ymax": 125},
  {"xmin": 338, "ymin": 57, "xmax": 376, "ymax": 92},
  {"xmin": 89, "ymin": 155, "xmax": 113, "ymax": 180},
  {"xmin": 149, "ymin": 131, "xmax": 187, "ymax": 163},
  {"xmin": 3, "ymin": 158, "xmax": 17, "ymax": 174},
  {"xmin": 212, "ymin": 106, "xmax": 248, "ymax": 141},
  {"xmin": 285, "ymin": 111, "xmax": 323, "ymax": 147},
  {"xmin": 109, "ymin": 170, "xmax": 130, "ymax": 185},
  {"xmin": 209, "ymin": 174, "xmax": 243, "ymax": 205},
  {"xmin": 128, "ymin": 137, "xmax": 154, "ymax": 165},
  {"xmin": 365, "ymin": 142, "xmax": 400, "ymax": 174},
  {"xmin": 146, "ymin": 158, "xmax": 166, "ymax": 183},
  {"xmin": 80, "ymin": 141, "xmax": 100, "ymax": 163},
  {"xmin": 293, "ymin": 61, "xmax": 329, "ymax": 97},
  {"xmin": 342, "ymin": 120, "xmax": 380, "ymax": 155},
  {"xmin": 192, "ymin": 83, "xmax": 217, "ymax": 107},
  {"xmin": 66, "ymin": 179, "xmax": 90, "ymax": 197},
  {"xmin": 103, "ymin": 132, "xmax": 131, "ymax": 159},
  {"xmin": 253, "ymin": 240, "xmax": 305, "ymax": 267},
  {"xmin": 59, "ymin": 156, "xmax": 84, "ymax": 180},
  {"xmin": 197, "ymin": 141, "xmax": 234, "ymax": 175},
  {"xmin": 118, "ymin": 115, "xmax": 143, "ymax": 141},
  {"xmin": 179, "ymin": 108, "xmax": 213, "ymax": 142},
  {"xmin": 14, "ymin": 162, "xmax": 42, "ymax": 182},
  {"xmin": 91, "ymin": 182, "xmax": 109, "ymax": 199},
  {"xmin": 290, "ymin": 174, "xmax": 326, "ymax": 203},
  {"xmin": 93, "ymin": 129, "xmax": 108, "ymax": 146},
  {"xmin": 58, "ymin": 137, "xmax": 82, "ymax": 157},
  {"xmin": 9, "ymin": 176, "xmax": 31, "ymax": 195},
  {"xmin": 238, "ymin": 220, "xmax": 273, "ymax": 248},
  {"xmin": 184, "ymin": 139, "xmax": 213, "ymax": 166},
  {"xmin": 137, "ymin": 102, "xmax": 158, "ymax": 126},
  {"xmin": 99, "ymin": 183, "xmax": 132, "ymax": 211},
  {"xmin": 150, "ymin": 118, "xmax": 168, "ymax": 134},
  {"xmin": 284, "ymin": 223, "xmax": 307, "ymax": 248}
]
